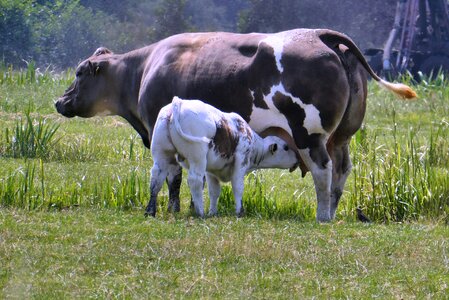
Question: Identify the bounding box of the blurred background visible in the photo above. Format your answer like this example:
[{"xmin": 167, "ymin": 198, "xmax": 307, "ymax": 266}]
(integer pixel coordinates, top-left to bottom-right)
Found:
[{"xmin": 0, "ymin": 0, "xmax": 396, "ymax": 69}]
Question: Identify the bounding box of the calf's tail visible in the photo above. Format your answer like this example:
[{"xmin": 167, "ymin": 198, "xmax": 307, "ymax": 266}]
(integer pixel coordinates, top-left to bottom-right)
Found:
[
  {"xmin": 171, "ymin": 96, "xmax": 212, "ymax": 144},
  {"xmin": 317, "ymin": 29, "xmax": 417, "ymax": 99}
]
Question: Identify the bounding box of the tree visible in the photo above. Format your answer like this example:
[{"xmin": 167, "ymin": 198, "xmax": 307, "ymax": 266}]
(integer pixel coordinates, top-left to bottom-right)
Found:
[
  {"xmin": 0, "ymin": 1, "xmax": 33, "ymax": 66},
  {"xmin": 152, "ymin": 0, "xmax": 191, "ymax": 40},
  {"xmin": 238, "ymin": 0, "xmax": 396, "ymax": 50}
]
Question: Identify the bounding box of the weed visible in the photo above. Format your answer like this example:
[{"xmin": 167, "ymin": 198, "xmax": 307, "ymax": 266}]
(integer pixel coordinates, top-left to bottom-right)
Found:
[{"xmin": 1, "ymin": 112, "xmax": 59, "ymax": 159}]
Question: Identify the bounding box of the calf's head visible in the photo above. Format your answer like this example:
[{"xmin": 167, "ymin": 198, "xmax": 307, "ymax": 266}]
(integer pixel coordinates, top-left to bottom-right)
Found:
[
  {"xmin": 55, "ymin": 48, "xmax": 114, "ymax": 118},
  {"xmin": 257, "ymin": 136, "xmax": 299, "ymax": 171}
]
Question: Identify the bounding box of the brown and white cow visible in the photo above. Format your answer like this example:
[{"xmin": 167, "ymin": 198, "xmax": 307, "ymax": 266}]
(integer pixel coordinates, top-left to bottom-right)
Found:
[
  {"xmin": 55, "ymin": 29, "xmax": 416, "ymax": 222},
  {"xmin": 148, "ymin": 96, "xmax": 299, "ymax": 217}
]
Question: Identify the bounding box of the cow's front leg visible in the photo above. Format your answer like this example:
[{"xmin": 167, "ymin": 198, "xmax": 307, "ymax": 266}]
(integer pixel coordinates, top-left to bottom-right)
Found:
[
  {"xmin": 206, "ymin": 174, "xmax": 221, "ymax": 216},
  {"xmin": 167, "ymin": 164, "xmax": 183, "ymax": 213},
  {"xmin": 299, "ymin": 144, "xmax": 332, "ymax": 222},
  {"xmin": 145, "ymin": 161, "xmax": 169, "ymax": 217}
]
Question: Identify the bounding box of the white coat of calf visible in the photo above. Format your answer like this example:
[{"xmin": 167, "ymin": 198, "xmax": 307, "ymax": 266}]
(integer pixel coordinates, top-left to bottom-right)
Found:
[{"xmin": 149, "ymin": 96, "xmax": 299, "ymax": 217}]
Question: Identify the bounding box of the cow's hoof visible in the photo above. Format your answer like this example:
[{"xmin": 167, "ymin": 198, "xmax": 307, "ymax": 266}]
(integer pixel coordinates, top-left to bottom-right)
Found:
[
  {"xmin": 316, "ymin": 216, "xmax": 332, "ymax": 223},
  {"xmin": 316, "ymin": 209, "xmax": 332, "ymax": 223},
  {"xmin": 144, "ymin": 209, "xmax": 156, "ymax": 218},
  {"xmin": 167, "ymin": 198, "xmax": 181, "ymax": 213}
]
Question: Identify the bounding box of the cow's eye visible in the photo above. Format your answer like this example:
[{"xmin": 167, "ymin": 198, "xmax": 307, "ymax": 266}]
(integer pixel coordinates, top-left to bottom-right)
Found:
[
  {"xmin": 283, "ymin": 145, "xmax": 289, "ymax": 151},
  {"xmin": 75, "ymin": 71, "xmax": 82, "ymax": 77}
]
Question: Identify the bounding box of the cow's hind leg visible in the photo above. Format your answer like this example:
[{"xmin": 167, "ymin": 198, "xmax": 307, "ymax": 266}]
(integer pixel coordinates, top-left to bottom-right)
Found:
[
  {"xmin": 298, "ymin": 141, "xmax": 332, "ymax": 222},
  {"xmin": 145, "ymin": 160, "xmax": 170, "ymax": 217},
  {"xmin": 329, "ymin": 141, "xmax": 352, "ymax": 219},
  {"xmin": 167, "ymin": 165, "xmax": 182, "ymax": 213}
]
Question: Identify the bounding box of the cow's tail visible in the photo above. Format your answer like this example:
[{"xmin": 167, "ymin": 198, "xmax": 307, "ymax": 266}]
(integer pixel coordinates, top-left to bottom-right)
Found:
[
  {"xmin": 171, "ymin": 97, "xmax": 212, "ymax": 144},
  {"xmin": 317, "ymin": 29, "xmax": 417, "ymax": 99}
]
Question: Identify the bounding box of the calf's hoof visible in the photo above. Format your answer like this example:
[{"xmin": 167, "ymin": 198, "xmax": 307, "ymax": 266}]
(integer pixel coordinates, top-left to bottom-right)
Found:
[
  {"xmin": 208, "ymin": 210, "xmax": 218, "ymax": 217},
  {"xmin": 144, "ymin": 206, "xmax": 156, "ymax": 218},
  {"xmin": 236, "ymin": 208, "xmax": 245, "ymax": 218}
]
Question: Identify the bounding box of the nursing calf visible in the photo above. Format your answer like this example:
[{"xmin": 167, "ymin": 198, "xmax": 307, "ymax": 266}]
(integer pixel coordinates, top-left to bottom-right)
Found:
[{"xmin": 146, "ymin": 97, "xmax": 299, "ymax": 217}]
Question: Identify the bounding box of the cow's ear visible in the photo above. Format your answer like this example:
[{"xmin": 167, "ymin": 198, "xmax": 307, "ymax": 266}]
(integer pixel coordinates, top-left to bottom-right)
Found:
[
  {"xmin": 88, "ymin": 61, "xmax": 107, "ymax": 76},
  {"xmin": 93, "ymin": 47, "xmax": 113, "ymax": 56},
  {"xmin": 88, "ymin": 61, "xmax": 95, "ymax": 75},
  {"xmin": 269, "ymin": 143, "xmax": 278, "ymax": 154}
]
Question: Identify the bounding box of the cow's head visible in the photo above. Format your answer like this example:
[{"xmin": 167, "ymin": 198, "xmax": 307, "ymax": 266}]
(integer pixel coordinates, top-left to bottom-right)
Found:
[
  {"xmin": 257, "ymin": 136, "xmax": 299, "ymax": 172},
  {"xmin": 55, "ymin": 47, "xmax": 115, "ymax": 118}
]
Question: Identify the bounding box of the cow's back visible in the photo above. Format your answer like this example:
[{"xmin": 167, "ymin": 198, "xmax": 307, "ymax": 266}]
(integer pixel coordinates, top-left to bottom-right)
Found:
[{"xmin": 139, "ymin": 29, "xmax": 353, "ymax": 144}]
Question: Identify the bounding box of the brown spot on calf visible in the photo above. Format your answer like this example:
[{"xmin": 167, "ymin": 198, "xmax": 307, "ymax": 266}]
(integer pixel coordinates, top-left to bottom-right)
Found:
[{"xmin": 213, "ymin": 117, "xmax": 239, "ymax": 159}]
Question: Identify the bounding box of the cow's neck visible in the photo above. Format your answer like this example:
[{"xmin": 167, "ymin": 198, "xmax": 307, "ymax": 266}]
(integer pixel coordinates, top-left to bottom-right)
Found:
[{"xmin": 114, "ymin": 48, "xmax": 153, "ymax": 148}]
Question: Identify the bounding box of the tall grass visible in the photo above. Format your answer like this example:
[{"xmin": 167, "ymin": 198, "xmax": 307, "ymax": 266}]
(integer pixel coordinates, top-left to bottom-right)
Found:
[
  {"xmin": 0, "ymin": 61, "xmax": 73, "ymax": 86},
  {"xmin": 1, "ymin": 112, "xmax": 60, "ymax": 159},
  {"xmin": 0, "ymin": 161, "xmax": 150, "ymax": 210},
  {"xmin": 344, "ymin": 86, "xmax": 449, "ymax": 223},
  {"xmin": 1, "ymin": 67, "xmax": 448, "ymax": 222}
]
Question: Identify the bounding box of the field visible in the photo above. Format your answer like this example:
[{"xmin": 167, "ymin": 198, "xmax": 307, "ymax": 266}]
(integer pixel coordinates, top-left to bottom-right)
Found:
[{"xmin": 1, "ymin": 66, "xmax": 449, "ymax": 298}]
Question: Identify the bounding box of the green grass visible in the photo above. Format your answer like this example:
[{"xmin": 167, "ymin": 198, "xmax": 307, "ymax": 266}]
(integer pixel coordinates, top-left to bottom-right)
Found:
[
  {"xmin": 1, "ymin": 209, "xmax": 448, "ymax": 299},
  {"xmin": 1, "ymin": 65, "xmax": 449, "ymax": 298},
  {"xmin": 1, "ymin": 66, "xmax": 448, "ymax": 222}
]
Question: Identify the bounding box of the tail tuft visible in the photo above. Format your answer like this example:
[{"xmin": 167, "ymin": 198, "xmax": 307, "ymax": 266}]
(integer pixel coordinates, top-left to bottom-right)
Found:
[{"xmin": 379, "ymin": 79, "xmax": 418, "ymax": 99}]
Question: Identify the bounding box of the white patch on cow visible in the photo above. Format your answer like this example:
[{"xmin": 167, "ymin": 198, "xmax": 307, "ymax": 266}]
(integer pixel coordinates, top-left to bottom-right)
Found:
[
  {"xmin": 259, "ymin": 33, "xmax": 285, "ymax": 73},
  {"xmin": 268, "ymin": 84, "xmax": 326, "ymax": 135},
  {"xmin": 249, "ymin": 106, "xmax": 292, "ymax": 136},
  {"xmin": 249, "ymin": 89, "xmax": 292, "ymax": 135},
  {"xmin": 249, "ymin": 84, "xmax": 326, "ymax": 136}
]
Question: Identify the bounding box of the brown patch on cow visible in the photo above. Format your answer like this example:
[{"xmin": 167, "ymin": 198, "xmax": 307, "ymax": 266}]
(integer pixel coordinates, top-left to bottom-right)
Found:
[
  {"xmin": 259, "ymin": 126, "xmax": 309, "ymax": 177},
  {"xmin": 175, "ymin": 50, "xmax": 196, "ymax": 71},
  {"xmin": 213, "ymin": 117, "xmax": 239, "ymax": 159},
  {"xmin": 172, "ymin": 37, "xmax": 209, "ymax": 73}
]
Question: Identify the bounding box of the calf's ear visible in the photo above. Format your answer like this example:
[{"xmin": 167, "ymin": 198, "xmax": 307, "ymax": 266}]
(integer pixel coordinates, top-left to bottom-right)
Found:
[{"xmin": 269, "ymin": 143, "xmax": 278, "ymax": 154}]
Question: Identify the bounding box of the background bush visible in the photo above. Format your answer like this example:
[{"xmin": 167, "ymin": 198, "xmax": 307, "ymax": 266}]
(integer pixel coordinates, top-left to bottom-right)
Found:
[{"xmin": 1, "ymin": 0, "xmax": 396, "ymax": 69}]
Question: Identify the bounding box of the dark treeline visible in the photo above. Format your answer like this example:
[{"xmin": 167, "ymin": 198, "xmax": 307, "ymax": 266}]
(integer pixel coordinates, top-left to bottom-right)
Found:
[{"xmin": 1, "ymin": 0, "xmax": 395, "ymax": 69}]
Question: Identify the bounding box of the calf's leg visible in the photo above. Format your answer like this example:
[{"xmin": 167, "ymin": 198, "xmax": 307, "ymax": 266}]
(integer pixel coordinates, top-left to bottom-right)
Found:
[
  {"xmin": 206, "ymin": 174, "xmax": 221, "ymax": 216},
  {"xmin": 145, "ymin": 160, "xmax": 170, "ymax": 217},
  {"xmin": 167, "ymin": 165, "xmax": 183, "ymax": 213},
  {"xmin": 231, "ymin": 169, "xmax": 246, "ymax": 217},
  {"xmin": 187, "ymin": 165, "xmax": 207, "ymax": 217}
]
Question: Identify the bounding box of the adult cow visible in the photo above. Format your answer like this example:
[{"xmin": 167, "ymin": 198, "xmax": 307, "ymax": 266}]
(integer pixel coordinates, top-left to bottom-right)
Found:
[{"xmin": 55, "ymin": 29, "xmax": 416, "ymax": 222}]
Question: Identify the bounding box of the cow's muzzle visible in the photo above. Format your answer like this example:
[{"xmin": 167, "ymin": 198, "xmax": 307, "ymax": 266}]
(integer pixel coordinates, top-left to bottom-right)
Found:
[{"xmin": 55, "ymin": 98, "xmax": 76, "ymax": 118}]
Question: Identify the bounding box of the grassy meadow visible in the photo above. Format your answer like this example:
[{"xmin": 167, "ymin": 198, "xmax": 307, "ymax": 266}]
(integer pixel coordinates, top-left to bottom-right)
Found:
[{"xmin": 1, "ymin": 65, "xmax": 449, "ymax": 298}]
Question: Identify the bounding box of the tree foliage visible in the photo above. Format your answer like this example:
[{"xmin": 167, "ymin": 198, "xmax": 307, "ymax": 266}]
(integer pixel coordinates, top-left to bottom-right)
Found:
[
  {"xmin": 0, "ymin": 0, "xmax": 396, "ymax": 69},
  {"xmin": 0, "ymin": 0, "xmax": 33, "ymax": 66}
]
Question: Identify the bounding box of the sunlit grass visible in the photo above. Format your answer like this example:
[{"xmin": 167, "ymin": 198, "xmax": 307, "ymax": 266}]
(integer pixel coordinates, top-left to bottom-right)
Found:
[
  {"xmin": 1, "ymin": 209, "xmax": 448, "ymax": 299},
  {"xmin": 1, "ymin": 67, "xmax": 449, "ymax": 222}
]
